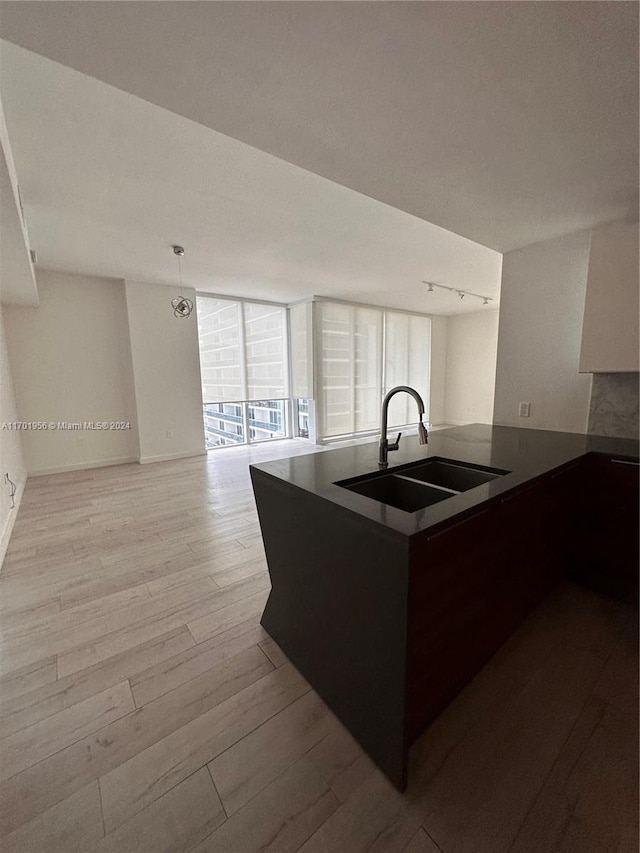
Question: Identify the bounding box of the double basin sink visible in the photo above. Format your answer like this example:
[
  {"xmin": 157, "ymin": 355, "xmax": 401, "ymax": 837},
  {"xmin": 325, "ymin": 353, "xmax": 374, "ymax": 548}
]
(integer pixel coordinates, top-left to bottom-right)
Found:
[{"xmin": 336, "ymin": 457, "xmax": 510, "ymax": 513}]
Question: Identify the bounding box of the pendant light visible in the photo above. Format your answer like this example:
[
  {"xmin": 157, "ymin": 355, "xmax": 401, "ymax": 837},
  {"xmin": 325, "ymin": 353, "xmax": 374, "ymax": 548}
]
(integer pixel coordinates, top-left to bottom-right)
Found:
[{"xmin": 171, "ymin": 245, "xmax": 194, "ymax": 318}]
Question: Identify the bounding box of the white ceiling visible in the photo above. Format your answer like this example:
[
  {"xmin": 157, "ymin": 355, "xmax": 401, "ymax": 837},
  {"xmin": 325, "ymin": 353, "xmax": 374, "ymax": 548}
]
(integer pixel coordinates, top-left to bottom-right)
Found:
[
  {"xmin": 0, "ymin": 1, "xmax": 637, "ymax": 253},
  {"xmin": 0, "ymin": 40, "xmax": 502, "ymax": 316}
]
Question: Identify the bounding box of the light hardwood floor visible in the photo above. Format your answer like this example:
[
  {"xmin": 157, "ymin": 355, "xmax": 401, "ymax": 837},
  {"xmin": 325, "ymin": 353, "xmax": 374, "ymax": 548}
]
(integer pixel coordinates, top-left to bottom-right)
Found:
[{"xmin": 0, "ymin": 439, "xmax": 637, "ymax": 853}]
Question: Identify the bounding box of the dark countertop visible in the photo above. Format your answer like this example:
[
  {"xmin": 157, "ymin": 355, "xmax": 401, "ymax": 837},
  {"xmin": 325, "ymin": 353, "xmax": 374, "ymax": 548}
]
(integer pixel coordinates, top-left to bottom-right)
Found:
[{"xmin": 250, "ymin": 424, "xmax": 639, "ymax": 538}]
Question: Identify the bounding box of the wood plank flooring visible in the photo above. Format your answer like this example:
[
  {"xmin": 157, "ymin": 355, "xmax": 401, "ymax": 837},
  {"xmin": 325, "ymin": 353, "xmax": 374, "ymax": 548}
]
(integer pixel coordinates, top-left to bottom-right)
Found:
[{"xmin": 0, "ymin": 439, "xmax": 637, "ymax": 852}]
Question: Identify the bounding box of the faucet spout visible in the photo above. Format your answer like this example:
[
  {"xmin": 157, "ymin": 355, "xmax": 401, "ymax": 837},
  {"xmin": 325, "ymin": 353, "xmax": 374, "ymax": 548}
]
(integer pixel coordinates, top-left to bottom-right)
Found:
[{"xmin": 379, "ymin": 385, "xmax": 428, "ymax": 467}]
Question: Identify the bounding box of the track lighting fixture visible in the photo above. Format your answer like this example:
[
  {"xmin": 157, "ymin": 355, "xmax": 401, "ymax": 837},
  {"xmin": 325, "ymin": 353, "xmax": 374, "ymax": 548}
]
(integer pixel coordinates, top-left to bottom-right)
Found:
[{"xmin": 422, "ymin": 281, "xmax": 493, "ymax": 306}]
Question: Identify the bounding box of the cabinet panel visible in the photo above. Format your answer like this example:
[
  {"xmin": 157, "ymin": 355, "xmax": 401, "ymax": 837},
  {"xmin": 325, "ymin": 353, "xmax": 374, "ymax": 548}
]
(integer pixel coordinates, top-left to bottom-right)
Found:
[
  {"xmin": 587, "ymin": 456, "xmax": 639, "ymax": 603},
  {"xmin": 550, "ymin": 454, "xmax": 639, "ymax": 604},
  {"xmin": 579, "ymin": 221, "xmax": 639, "ymax": 372},
  {"xmin": 548, "ymin": 457, "xmax": 592, "ymax": 577},
  {"xmin": 406, "ymin": 478, "xmax": 560, "ymax": 743}
]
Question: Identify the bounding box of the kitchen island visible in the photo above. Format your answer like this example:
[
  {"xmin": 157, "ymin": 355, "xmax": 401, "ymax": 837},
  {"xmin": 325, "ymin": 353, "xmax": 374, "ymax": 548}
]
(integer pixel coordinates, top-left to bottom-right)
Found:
[{"xmin": 250, "ymin": 423, "xmax": 639, "ymax": 789}]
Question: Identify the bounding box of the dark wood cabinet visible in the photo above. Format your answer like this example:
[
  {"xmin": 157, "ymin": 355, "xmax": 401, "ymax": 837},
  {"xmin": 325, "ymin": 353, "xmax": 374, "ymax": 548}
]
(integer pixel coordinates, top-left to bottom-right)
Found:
[
  {"xmin": 252, "ymin": 441, "xmax": 639, "ymax": 791},
  {"xmin": 548, "ymin": 457, "xmax": 591, "ymax": 575},
  {"xmin": 550, "ymin": 454, "xmax": 639, "ymax": 604},
  {"xmin": 406, "ymin": 476, "xmax": 561, "ymax": 744},
  {"xmin": 583, "ymin": 455, "xmax": 638, "ymax": 603}
]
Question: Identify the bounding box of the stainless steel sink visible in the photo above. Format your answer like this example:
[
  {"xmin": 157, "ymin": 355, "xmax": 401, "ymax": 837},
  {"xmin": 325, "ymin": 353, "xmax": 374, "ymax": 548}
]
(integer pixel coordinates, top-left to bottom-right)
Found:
[{"xmin": 336, "ymin": 457, "xmax": 509, "ymax": 513}]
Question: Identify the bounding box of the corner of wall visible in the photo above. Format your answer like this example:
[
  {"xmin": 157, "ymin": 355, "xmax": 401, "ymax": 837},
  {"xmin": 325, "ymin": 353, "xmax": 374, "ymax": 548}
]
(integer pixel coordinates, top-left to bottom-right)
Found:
[
  {"xmin": 444, "ymin": 310, "xmax": 499, "ymax": 426},
  {"xmin": 0, "ymin": 475, "xmax": 26, "ymax": 569},
  {"xmin": 125, "ymin": 279, "xmax": 205, "ymax": 463},
  {"xmin": 0, "ymin": 302, "xmax": 27, "ymax": 570}
]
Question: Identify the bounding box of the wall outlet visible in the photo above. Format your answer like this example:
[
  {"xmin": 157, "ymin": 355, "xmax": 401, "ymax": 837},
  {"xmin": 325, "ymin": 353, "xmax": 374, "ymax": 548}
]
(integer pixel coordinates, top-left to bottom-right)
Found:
[
  {"xmin": 518, "ymin": 402, "xmax": 531, "ymax": 418},
  {"xmin": 166, "ymin": 429, "xmax": 174, "ymax": 439}
]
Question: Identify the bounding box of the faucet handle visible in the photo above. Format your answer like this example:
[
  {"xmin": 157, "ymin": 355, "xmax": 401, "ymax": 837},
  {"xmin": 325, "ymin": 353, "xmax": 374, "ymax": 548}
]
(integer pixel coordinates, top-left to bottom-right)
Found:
[{"xmin": 389, "ymin": 432, "xmax": 402, "ymax": 451}]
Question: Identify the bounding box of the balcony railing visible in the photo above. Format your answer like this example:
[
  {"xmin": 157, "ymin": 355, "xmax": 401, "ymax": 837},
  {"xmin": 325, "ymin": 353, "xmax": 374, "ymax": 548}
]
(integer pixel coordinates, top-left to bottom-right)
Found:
[{"xmin": 203, "ymin": 400, "xmax": 288, "ymax": 449}]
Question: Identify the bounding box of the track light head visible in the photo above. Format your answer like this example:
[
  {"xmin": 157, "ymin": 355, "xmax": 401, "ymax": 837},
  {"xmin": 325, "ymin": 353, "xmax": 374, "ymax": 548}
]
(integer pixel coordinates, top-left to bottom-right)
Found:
[{"xmin": 423, "ymin": 280, "xmax": 493, "ymax": 306}]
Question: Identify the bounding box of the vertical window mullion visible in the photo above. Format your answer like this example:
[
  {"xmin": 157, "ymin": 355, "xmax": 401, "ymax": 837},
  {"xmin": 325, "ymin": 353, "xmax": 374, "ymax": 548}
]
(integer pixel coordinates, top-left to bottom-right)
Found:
[
  {"xmin": 238, "ymin": 301, "xmax": 248, "ymax": 403},
  {"xmin": 242, "ymin": 401, "xmax": 250, "ymax": 445},
  {"xmin": 312, "ymin": 300, "xmax": 324, "ymax": 439},
  {"xmin": 238, "ymin": 302, "xmax": 249, "ymax": 445},
  {"xmin": 350, "ymin": 307, "xmax": 357, "ymax": 436},
  {"xmin": 380, "ymin": 311, "xmax": 387, "ymax": 427},
  {"xmin": 284, "ymin": 305, "xmax": 292, "ymax": 401},
  {"xmin": 425, "ymin": 317, "xmax": 432, "ymax": 423},
  {"xmin": 284, "ymin": 399, "xmax": 292, "ymax": 439}
]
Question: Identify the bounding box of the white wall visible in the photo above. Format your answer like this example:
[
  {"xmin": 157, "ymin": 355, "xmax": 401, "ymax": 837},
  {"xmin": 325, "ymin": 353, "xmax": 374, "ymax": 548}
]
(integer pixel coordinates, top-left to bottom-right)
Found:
[
  {"xmin": 445, "ymin": 310, "xmax": 499, "ymax": 425},
  {"xmin": 0, "ymin": 304, "xmax": 26, "ymax": 564},
  {"xmin": 4, "ymin": 270, "xmax": 139, "ymax": 474},
  {"xmin": 125, "ymin": 280, "xmax": 205, "ymax": 463},
  {"xmin": 493, "ymin": 230, "xmax": 593, "ymax": 433},
  {"xmin": 429, "ymin": 315, "xmax": 448, "ymax": 425}
]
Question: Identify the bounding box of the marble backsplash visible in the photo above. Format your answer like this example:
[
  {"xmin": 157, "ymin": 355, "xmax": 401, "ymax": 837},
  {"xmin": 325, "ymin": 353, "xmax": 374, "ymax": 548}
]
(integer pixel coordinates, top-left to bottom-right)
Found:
[{"xmin": 588, "ymin": 372, "xmax": 639, "ymax": 439}]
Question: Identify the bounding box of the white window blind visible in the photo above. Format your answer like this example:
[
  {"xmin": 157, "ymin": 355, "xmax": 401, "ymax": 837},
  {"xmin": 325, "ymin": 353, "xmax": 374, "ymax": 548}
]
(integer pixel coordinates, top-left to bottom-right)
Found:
[
  {"xmin": 384, "ymin": 312, "xmax": 431, "ymax": 428},
  {"xmin": 289, "ymin": 302, "xmax": 313, "ymax": 399},
  {"xmin": 197, "ymin": 298, "xmax": 243, "ymax": 403},
  {"xmin": 317, "ymin": 302, "xmax": 382, "ymax": 438},
  {"xmin": 197, "ymin": 296, "xmax": 288, "ymax": 403},
  {"xmin": 198, "ymin": 295, "xmax": 430, "ymax": 439},
  {"xmin": 244, "ymin": 302, "xmax": 287, "ymax": 400},
  {"xmin": 315, "ymin": 301, "xmax": 431, "ymax": 441}
]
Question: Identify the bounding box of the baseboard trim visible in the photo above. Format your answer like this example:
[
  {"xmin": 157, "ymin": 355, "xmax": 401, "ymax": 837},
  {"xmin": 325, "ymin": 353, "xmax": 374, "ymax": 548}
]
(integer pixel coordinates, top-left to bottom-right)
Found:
[
  {"xmin": 0, "ymin": 476, "xmax": 26, "ymax": 570},
  {"xmin": 28, "ymin": 456, "xmax": 139, "ymax": 477},
  {"xmin": 138, "ymin": 450, "xmax": 207, "ymax": 465}
]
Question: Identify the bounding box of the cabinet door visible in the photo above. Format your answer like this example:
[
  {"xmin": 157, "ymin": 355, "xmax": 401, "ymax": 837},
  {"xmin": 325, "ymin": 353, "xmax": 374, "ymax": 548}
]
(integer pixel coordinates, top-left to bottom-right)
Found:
[
  {"xmin": 406, "ymin": 478, "xmax": 559, "ymax": 744},
  {"xmin": 492, "ymin": 477, "xmax": 562, "ymax": 623},
  {"xmin": 590, "ymin": 456, "xmax": 639, "ymax": 604},
  {"xmin": 548, "ymin": 457, "xmax": 592, "ymax": 579},
  {"xmin": 579, "ymin": 222, "xmax": 639, "ymax": 372},
  {"xmin": 407, "ymin": 506, "xmax": 498, "ymax": 742},
  {"xmin": 550, "ymin": 454, "xmax": 639, "ymax": 604}
]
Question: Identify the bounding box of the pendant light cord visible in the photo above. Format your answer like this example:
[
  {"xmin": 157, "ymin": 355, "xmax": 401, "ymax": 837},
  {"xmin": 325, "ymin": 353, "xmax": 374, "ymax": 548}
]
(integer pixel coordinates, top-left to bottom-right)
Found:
[{"xmin": 170, "ymin": 245, "xmax": 193, "ymax": 318}]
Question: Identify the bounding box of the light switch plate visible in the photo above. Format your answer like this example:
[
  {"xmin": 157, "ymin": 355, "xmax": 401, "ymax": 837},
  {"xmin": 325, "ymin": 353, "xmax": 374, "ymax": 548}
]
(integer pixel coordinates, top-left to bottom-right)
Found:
[{"xmin": 518, "ymin": 402, "xmax": 530, "ymax": 418}]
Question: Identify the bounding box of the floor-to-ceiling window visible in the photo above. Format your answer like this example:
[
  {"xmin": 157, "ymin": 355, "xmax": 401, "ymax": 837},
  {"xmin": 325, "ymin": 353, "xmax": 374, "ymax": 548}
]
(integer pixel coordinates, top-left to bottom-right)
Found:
[
  {"xmin": 316, "ymin": 301, "xmax": 382, "ymax": 438},
  {"xmin": 197, "ymin": 296, "xmax": 290, "ymax": 449},
  {"xmin": 383, "ymin": 310, "xmax": 431, "ymax": 429},
  {"xmin": 288, "ymin": 301, "xmax": 315, "ymax": 441},
  {"xmin": 199, "ymin": 294, "xmax": 432, "ymax": 448},
  {"xmin": 314, "ymin": 300, "xmax": 431, "ymax": 442}
]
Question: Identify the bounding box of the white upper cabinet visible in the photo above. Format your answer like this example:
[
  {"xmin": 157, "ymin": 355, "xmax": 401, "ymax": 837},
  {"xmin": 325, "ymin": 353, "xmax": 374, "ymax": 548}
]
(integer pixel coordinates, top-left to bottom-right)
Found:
[{"xmin": 579, "ymin": 221, "xmax": 639, "ymax": 373}]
